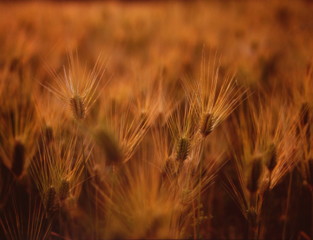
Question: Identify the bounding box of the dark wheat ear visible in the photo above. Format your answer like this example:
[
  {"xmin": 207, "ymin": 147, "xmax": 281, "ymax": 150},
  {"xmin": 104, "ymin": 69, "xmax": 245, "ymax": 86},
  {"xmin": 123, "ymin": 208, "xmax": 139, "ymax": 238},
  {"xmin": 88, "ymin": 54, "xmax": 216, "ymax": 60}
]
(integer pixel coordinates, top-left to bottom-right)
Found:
[
  {"xmin": 175, "ymin": 137, "xmax": 190, "ymax": 163},
  {"xmin": 200, "ymin": 112, "xmax": 214, "ymax": 137},
  {"xmin": 94, "ymin": 127, "xmax": 123, "ymax": 166},
  {"xmin": 45, "ymin": 186, "xmax": 58, "ymax": 216},
  {"xmin": 247, "ymin": 157, "xmax": 263, "ymax": 194},
  {"xmin": 11, "ymin": 140, "xmax": 25, "ymax": 177},
  {"xmin": 265, "ymin": 143, "xmax": 277, "ymax": 187},
  {"xmin": 59, "ymin": 179, "xmax": 70, "ymax": 201},
  {"xmin": 265, "ymin": 143, "xmax": 277, "ymax": 172},
  {"xmin": 70, "ymin": 95, "xmax": 86, "ymax": 120}
]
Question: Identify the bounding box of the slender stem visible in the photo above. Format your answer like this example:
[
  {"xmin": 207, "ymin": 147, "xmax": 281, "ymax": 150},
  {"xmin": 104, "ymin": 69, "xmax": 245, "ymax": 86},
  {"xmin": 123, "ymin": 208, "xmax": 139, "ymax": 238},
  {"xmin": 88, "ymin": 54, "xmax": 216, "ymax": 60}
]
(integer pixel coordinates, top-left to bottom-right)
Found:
[
  {"xmin": 311, "ymin": 187, "xmax": 313, "ymax": 239},
  {"xmin": 255, "ymin": 194, "xmax": 263, "ymax": 240},
  {"xmin": 108, "ymin": 164, "xmax": 116, "ymax": 223},
  {"xmin": 282, "ymin": 172, "xmax": 293, "ymax": 240},
  {"xmin": 248, "ymin": 192, "xmax": 256, "ymax": 240},
  {"xmin": 94, "ymin": 167, "xmax": 99, "ymax": 240},
  {"xmin": 192, "ymin": 197, "xmax": 197, "ymax": 240},
  {"xmin": 196, "ymin": 158, "xmax": 203, "ymax": 239},
  {"xmin": 248, "ymin": 224, "xmax": 255, "ymax": 240}
]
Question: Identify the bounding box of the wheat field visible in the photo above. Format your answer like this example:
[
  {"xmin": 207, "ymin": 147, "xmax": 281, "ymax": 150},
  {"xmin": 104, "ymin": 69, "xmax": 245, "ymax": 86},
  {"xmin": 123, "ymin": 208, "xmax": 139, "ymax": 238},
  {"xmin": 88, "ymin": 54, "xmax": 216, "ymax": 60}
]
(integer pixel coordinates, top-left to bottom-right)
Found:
[{"xmin": 0, "ymin": 0, "xmax": 313, "ymax": 239}]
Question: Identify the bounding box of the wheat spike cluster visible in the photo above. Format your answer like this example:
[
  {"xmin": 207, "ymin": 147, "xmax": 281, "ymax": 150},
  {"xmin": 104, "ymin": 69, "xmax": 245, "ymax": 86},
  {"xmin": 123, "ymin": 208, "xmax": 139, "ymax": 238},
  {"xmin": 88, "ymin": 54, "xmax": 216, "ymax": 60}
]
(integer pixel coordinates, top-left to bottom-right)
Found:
[{"xmin": 0, "ymin": 0, "xmax": 313, "ymax": 239}]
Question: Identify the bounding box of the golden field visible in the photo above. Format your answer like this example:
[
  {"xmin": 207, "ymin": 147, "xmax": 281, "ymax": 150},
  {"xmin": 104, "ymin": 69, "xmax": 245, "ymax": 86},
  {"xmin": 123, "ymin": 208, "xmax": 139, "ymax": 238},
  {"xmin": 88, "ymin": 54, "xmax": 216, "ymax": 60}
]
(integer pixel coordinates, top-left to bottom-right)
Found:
[{"xmin": 1, "ymin": 1, "xmax": 313, "ymax": 239}]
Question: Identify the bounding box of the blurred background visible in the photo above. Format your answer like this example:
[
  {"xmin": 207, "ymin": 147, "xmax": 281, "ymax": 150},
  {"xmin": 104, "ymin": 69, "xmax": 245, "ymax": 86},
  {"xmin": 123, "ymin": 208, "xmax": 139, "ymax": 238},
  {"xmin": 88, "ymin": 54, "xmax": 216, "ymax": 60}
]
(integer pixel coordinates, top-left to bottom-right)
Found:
[{"xmin": 0, "ymin": 0, "xmax": 312, "ymax": 90}]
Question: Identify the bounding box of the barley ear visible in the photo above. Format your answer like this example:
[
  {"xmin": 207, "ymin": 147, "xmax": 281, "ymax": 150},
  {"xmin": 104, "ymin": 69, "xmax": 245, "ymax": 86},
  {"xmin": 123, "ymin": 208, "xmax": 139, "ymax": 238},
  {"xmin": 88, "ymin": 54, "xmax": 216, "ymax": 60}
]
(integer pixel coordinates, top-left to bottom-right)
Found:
[
  {"xmin": 247, "ymin": 157, "xmax": 263, "ymax": 193},
  {"xmin": 70, "ymin": 95, "xmax": 86, "ymax": 120},
  {"xmin": 59, "ymin": 179, "xmax": 70, "ymax": 201},
  {"xmin": 200, "ymin": 113, "xmax": 214, "ymax": 137},
  {"xmin": 11, "ymin": 140, "xmax": 25, "ymax": 177},
  {"xmin": 175, "ymin": 137, "xmax": 190, "ymax": 162},
  {"xmin": 94, "ymin": 127, "xmax": 122, "ymax": 166},
  {"xmin": 265, "ymin": 144, "xmax": 277, "ymax": 172},
  {"xmin": 45, "ymin": 186, "xmax": 58, "ymax": 216}
]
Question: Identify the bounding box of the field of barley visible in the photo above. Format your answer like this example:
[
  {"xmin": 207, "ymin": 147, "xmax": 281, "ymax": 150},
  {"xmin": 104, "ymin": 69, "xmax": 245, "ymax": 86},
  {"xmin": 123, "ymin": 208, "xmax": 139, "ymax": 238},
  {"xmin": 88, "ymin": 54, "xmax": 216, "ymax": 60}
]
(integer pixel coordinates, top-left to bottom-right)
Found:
[{"xmin": 1, "ymin": 0, "xmax": 313, "ymax": 239}]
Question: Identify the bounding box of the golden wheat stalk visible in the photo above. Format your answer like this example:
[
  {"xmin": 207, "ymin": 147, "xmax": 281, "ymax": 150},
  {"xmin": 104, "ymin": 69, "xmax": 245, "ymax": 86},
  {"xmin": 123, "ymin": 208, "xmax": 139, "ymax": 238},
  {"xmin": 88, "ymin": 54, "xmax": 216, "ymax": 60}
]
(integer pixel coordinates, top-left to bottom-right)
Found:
[
  {"xmin": 0, "ymin": 89, "xmax": 38, "ymax": 178},
  {"xmin": 29, "ymin": 133, "xmax": 90, "ymax": 210},
  {"xmin": 184, "ymin": 52, "xmax": 247, "ymax": 138},
  {"xmin": 168, "ymin": 100, "xmax": 197, "ymax": 165},
  {"xmin": 43, "ymin": 52, "xmax": 106, "ymax": 120}
]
